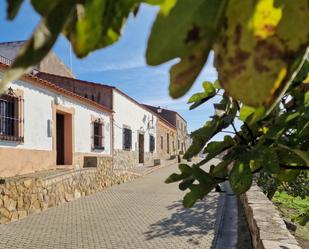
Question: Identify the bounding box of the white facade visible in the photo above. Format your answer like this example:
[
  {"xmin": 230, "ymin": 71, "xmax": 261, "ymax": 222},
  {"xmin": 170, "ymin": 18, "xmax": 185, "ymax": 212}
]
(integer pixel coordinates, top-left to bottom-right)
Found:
[
  {"xmin": 113, "ymin": 90, "xmax": 157, "ymax": 153},
  {"xmin": 0, "ymin": 73, "xmax": 112, "ymax": 155}
]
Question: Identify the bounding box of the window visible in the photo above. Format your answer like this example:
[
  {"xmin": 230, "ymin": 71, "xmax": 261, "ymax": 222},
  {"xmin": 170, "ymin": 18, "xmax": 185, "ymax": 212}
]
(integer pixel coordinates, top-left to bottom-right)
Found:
[
  {"xmin": 123, "ymin": 127, "xmax": 132, "ymax": 150},
  {"xmin": 160, "ymin": 136, "xmax": 163, "ymax": 150},
  {"xmin": 93, "ymin": 119, "xmax": 104, "ymax": 150},
  {"xmin": 0, "ymin": 88, "xmax": 23, "ymax": 142},
  {"xmin": 167, "ymin": 133, "xmax": 170, "ymax": 154},
  {"xmin": 149, "ymin": 135, "xmax": 155, "ymax": 153},
  {"xmin": 178, "ymin": 139, "xmax": 180, "ymax": 150}
]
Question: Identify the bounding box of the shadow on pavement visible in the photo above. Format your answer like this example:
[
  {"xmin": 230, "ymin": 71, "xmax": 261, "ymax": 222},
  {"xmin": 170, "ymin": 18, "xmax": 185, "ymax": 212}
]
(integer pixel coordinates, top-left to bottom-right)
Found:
[{"xmin": 144, "ymin": 193, "xmax": 218, "ymax": 243}]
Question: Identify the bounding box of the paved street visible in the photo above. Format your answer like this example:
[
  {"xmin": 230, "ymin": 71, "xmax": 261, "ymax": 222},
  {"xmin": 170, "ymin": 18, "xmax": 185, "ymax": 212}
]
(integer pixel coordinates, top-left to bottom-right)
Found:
[{"xmin": 0, "ymin": 164, "xmax": 220, "ymax": 249}]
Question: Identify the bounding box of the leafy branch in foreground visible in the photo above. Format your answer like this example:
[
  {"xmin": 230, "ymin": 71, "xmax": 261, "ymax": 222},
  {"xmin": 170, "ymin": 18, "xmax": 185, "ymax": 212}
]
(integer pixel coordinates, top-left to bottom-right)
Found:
[
  {"xmin": 166, "ymin": 61, "xmax": 309, "ymax": 220},
  {"xmin": 2, "ymin": 0, "xmax": 309, "ymax": 109}
]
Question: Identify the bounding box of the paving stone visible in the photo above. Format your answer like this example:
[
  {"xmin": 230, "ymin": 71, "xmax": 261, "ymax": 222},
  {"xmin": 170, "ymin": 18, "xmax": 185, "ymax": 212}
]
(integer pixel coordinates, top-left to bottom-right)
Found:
[{"xmin": 0, "ymin": 164, "xmax": 219, "ymax": 249}]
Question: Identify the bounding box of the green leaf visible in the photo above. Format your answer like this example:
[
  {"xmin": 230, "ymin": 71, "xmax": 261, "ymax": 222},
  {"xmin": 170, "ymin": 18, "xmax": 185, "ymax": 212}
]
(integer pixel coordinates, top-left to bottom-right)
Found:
[
  {"xmin": 265, "ymin": 111, "xmax": 301, "ymax": 140},
  {"xmin": 230, "ymin": 159, "xmax": 253, "ymax": 194},
  {"xmin": 277, "ymin": 144, "xmax": 309, "ymax": 165},
  {"xmin": 178, "ymin": 163, "xmax": 192, "ymax": 175},
  {"xmin": 239, "ymin": 106, "xmax": 256, "ymax": 121},
  {"xmin": 65, "ymin": 0, "xmax": 106, "ymax": 58},
  {"xmin": 165, "ymin": 173, "xmax": 185, "ymax": 183},
  {"xmin": 184, "ymin": 116, "xmax": 229, "ymax": 159},
  {"xmin": 294, "ymin": 60, "xmax": 309, "ymax": 82},
  {"xmin": 213, "ymin": 80, "xmax": 222, "ymax": 89},
  {"xmin": 30, "ymin": 0, "xmax": 57, "ymax": 15},
  {"xmin": 1, "ymin": 0, "xmax": 76, "ymax": 91},
  {"xmin": 210, "ymin": 160, "xmax": 231, "ymax": 179},
  {"xmin": 7, "ymin": 0, "xmax": 24, "ymax": 20},
  {"xmin": 191, "ymin": 165, "xmax": 214, "ymax": 185},
  {"xmin": 65, "ymin": 0, "xmax": 141, "ymax": 58},
  {"xmin": 188, "ymin": 81, "xmax": 216, "ymax": 110},
  {"xmin": 250, "ymin": 146, "xmax": 280, "ymax": 174},
  {"xmin": 239, "ymin": 105, "xmax": 266, "ymax": 123},
  {"xmin": 223, "ymin": 145, "xmax": 248, "ymax": 161},
  {"xmin": 298, "ymin": 213, "xmax": 309, "ymax": 226},
  {"xmin": 146, "ymin": 0, "xmax": 228, "ymax": 98},
  {"xmin": 214, "ymin": 0, "xmax": 309, "ymax": 107},
  {"xmin": 203, "ymin": 136, "xmax": 235, "ymax": 163},
  {"xmin": 305, "ymin": 91, "xmax": 309, "ymax": 107},
  {"xmin": 165, "ymin": 163, "xmax": 192, "ymax": 183},
  {"xmin": 275, "ymin": 169, "xmax": 300, "ymax": 182},
  {"xmin": 183, "ymin": 183, "xmax": 214, "ymax": 208},
  {"xmin": 178, "ymin": 177, "xmax": 194, "ymax": 191},
  {"xmin": 188, "ymin": 82, "xmax": 216, "ymax": 103}
]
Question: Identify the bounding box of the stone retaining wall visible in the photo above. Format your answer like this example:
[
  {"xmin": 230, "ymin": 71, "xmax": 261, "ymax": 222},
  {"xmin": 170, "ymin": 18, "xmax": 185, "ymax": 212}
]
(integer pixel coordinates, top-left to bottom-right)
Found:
[
  {"xmin": 0, "ymin": 157, "xmax": 138, "ymax": 224},
  {"xmin": 113, "ymin": 149, "xmax": 158, "ymax": 170},
  {"xmin": 113, "ymin": 150, "xmax": 138, "ymax": 170},
  {"xmin": 240, "ymin": 184, "xmax": 301, "ymax": 249}
]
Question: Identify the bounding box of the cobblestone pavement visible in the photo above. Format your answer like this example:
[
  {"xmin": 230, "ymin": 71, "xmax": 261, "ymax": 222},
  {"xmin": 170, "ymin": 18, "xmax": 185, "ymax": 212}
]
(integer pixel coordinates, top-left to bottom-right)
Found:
[{"xmin": 0, "ymin": 164, "xmax": 220, "ymax": 249}]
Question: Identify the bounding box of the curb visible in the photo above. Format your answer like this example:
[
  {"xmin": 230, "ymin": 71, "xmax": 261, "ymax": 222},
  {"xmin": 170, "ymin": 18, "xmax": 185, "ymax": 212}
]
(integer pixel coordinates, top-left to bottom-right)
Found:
[{"xmin": 212, "ymin": 181, "xmax": 238, "ymax": 249}]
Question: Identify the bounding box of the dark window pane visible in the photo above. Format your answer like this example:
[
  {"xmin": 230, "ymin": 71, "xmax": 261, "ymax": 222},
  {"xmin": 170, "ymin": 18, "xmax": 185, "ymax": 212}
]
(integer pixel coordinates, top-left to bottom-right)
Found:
[
  {"xmin": 123, "ymin": 128, "xmax": 132, "ymax": 150},
  {"xmin": 0, "ymin": 93, "xmax": 19, "ymax": 139},
  {"xmin": 149, "ymin": 135, "xmax": 155, "ymax": 153},
  {"xmin": 93, "ymin": 121, "xmax": 104, "ymax": 149}
]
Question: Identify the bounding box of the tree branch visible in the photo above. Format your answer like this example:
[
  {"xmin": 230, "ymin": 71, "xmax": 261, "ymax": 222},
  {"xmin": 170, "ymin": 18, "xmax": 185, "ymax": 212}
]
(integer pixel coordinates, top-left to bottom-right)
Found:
[
  {"xmin": 235, "ymin": 101, "xmax": 256, "ymax": 145},
  {"xmin": 221, "ymin": 130, "xmax": 236, "ymax": 135},
  {"xmin": 280, "ymin": 164, "xmax": 309, "ymax": 170},
  {"xmin": 214, "ymin": 176, "xmax": 228, "ymax": 181},
  {"xmin": 252, "ymin": 167, "xmax": 262, "ymax": 174},
  {"xmin": 231, "ymin": 121, "xmax": 247, "ymax": 144}
]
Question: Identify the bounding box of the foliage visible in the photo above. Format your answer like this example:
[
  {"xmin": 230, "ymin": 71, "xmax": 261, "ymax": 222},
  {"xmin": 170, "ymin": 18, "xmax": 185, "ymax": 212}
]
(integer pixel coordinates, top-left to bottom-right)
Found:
[
  {"xmin": 258, "ymin": 171, "xmax": 309, "ymax": 199},
  {"xmin": 2, "ymin": 0, "xmax": 309, "ymax": 223},
  {"xmin": 1, "ymin": 0, "xmax": 309, "ymax": 109},
  {"xmin": 165, "ymin": 62, "xmax": 309, "ymax": 227},
  {"xmin": 273, "ymin": 191, "xmax": 309, "ymax": 229}
]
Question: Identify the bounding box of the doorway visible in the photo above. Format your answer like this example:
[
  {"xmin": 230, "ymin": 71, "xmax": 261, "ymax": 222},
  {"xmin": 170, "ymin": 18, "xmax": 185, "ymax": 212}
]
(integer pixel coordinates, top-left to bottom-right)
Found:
[
  {"xmin": 138, "ymin": 133, "xmax": 144, "ymax": 164},
  {"xmin": 56, "ymin": 113, "xmax": 65, "ymax": 165},
  {"xmin": 56, "ymin": 112, "xmax": 72, "ymax": 165}
]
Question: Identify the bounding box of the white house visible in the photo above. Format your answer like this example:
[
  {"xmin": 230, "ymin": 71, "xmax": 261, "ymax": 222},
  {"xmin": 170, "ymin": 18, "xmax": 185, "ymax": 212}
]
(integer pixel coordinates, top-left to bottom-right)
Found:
[
  {"xmin": 112, "ymin": 89, "xmax": 157, "ymax": 169},
  {"xmin": 36, "ymin": 73, "xmax": 158, "ymax": 170},
  {"xmin": 0, "ymin": 62, "xmax": 113, "ymax": 177}
]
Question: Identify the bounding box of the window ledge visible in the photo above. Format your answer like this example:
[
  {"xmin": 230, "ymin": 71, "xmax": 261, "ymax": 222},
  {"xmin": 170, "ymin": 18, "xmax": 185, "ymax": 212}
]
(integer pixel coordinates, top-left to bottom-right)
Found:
[{"xmin": 92, "ymin": 146, "xmax": 105, "ymax": 151}]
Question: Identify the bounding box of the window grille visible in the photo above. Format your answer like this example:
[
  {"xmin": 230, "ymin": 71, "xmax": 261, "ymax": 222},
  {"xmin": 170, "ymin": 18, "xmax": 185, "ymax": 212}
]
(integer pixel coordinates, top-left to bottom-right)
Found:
[
  {"xmin": 92, "ymin": 119, "xmax": 104, "ymax": 150},
  {"xmin": 0, "ymin": 88, "xmax": 23, "ymax": 142},
  {"xmin": 123, "ymin": 127, "xmax": 132, "ymax": 150}
]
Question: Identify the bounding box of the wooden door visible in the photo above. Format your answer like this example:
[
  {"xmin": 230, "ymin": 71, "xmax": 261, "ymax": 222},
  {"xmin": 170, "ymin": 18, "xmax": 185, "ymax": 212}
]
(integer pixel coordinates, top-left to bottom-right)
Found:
[
  {"xmin": 138, "ymin": 133, "xmax": 144, "ymax": 164},
  {"xmin": 56, "ymin": 113, "xmax": 65, "ymax": 165}
]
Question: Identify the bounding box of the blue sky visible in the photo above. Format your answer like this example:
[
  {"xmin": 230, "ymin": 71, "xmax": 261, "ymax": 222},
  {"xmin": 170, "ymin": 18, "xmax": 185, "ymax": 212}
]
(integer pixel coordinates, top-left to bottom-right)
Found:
[{"xmin": 0, "ymin": 2, "xmax": 221, "ymax": 133}]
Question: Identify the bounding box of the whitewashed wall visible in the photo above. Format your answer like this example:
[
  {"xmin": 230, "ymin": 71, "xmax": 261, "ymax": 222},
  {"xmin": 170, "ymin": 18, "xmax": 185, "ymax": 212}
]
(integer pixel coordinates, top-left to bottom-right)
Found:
[
  {"xmin": 0, "ymin": 73, "xmax": 111, "ymax": 155},
  {"xmin": 113, "ymin": 90, "xmax": 157, "ymax": 152}
]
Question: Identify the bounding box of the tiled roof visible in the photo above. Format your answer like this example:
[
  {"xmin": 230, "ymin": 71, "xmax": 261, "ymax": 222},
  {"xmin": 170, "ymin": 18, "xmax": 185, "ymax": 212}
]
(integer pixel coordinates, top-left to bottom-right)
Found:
[
  {"xmin": 36, "ymin": 72, "xmax": 159, "ymax": 116},
  {"xmin": 0, "ymin": 62, "xmax": 113, "ymax": 114}
]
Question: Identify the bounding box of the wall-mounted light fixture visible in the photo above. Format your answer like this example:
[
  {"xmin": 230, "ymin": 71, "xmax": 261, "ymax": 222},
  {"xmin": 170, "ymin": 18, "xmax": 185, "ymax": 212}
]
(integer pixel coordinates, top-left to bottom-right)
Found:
[
  {"xmin": 54, "ymin": 96, "xmax": 61, "ymax": 105},
  {"xmin": 157, "ymin": 106, "xmax": 162, "ymax": 113}
]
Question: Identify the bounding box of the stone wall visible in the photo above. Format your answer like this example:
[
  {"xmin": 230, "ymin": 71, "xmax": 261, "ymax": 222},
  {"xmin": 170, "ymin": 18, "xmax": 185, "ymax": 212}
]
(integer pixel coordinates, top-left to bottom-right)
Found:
[
  {"xmin": 113, "ymin": 150, "xmax": 158, "ymax": 169},
  {"xmin": 113, "ymin": 150, "xmax": 138, "ymax": 170},
  {"xmin": 144, "ymin": 152, "xmax": 158, "ymax": 167},
  {"xmin": 240, "ymin": 184, "xmax": 301, "ymax": 249},
  {"xmin": 0, "ymin": 157, "xmax": 138, "ymax": 224}
]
